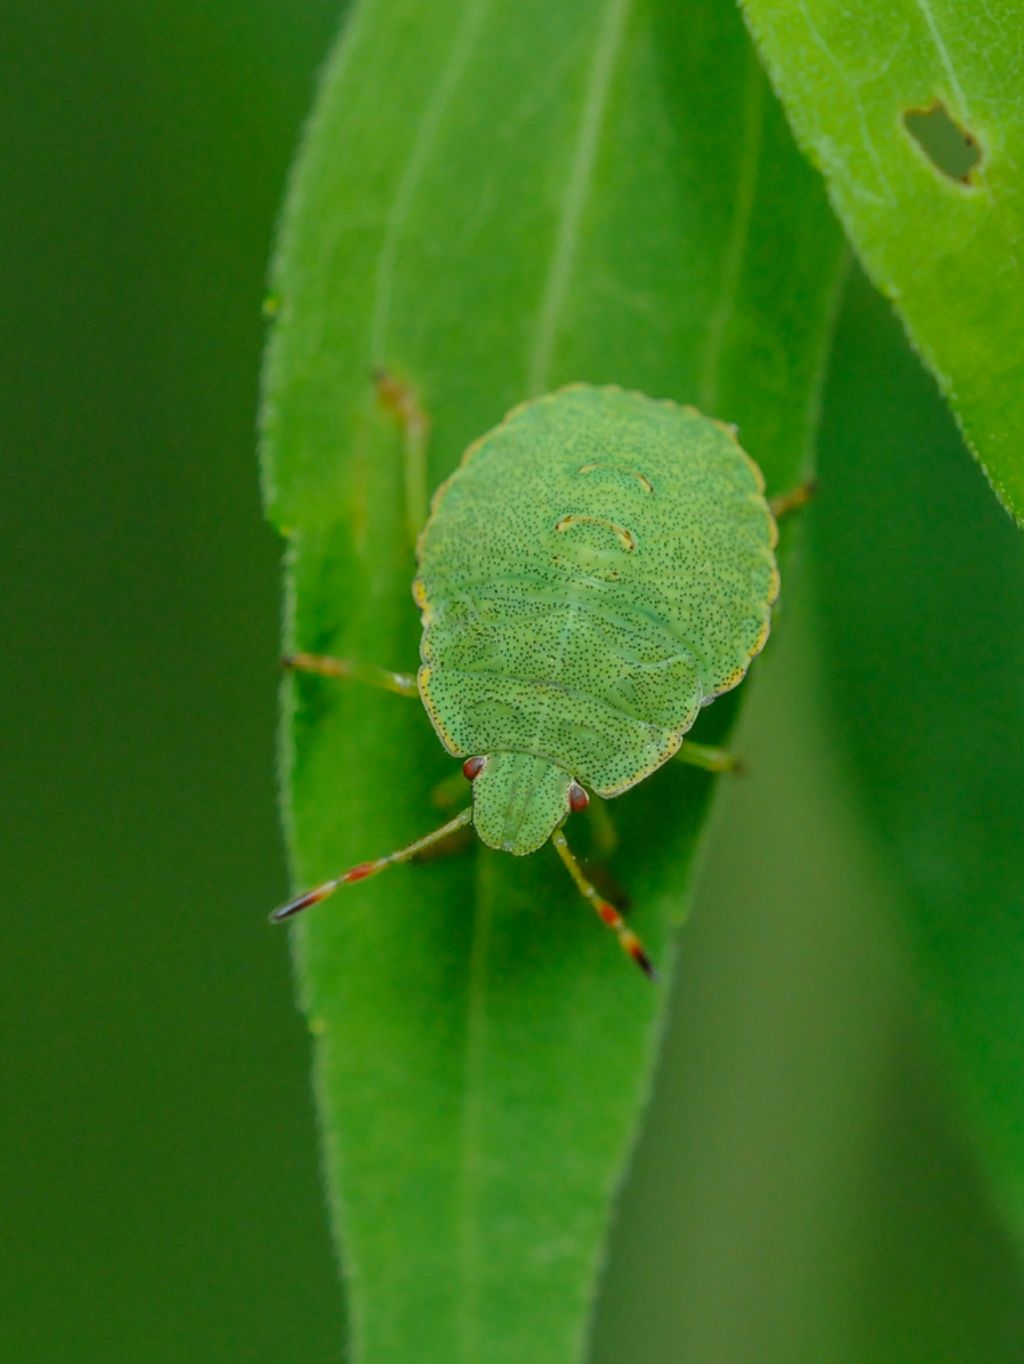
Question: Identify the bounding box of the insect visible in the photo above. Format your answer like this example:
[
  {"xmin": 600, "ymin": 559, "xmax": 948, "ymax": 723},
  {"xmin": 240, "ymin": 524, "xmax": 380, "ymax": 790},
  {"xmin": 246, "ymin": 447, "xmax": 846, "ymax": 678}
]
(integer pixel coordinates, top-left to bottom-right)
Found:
[{"xmin": 272, "ymin": 379, "xmax": 811, "ymax": 978}]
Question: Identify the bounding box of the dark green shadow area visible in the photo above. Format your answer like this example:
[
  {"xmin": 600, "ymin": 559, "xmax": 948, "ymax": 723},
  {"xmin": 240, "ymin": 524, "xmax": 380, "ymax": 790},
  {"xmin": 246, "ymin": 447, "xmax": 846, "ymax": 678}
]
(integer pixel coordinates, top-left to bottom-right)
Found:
[
  {"xmin": 1, "ymin": 5, "xmax": 342, "ymax": 1361},
  {"xmin": 591, "ymin": 271, "xmax": 1024, "ymax": 1363},
  {"xmin": 810, "ymin": 267, "xmax": 1024, "ymax": 1237}
]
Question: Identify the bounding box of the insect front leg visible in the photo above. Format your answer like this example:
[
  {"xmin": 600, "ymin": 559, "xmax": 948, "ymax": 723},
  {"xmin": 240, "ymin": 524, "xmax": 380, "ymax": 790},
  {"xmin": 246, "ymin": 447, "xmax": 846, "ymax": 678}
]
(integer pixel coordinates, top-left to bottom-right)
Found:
[
  {"xmin": 271, "ymin": 807, "xmax": 474, "ymax": 922},
  {"xmin": 283, "ymin": 651, "xmax": 419, "ymax": 697},
  {"xmin": 551, "ymin": 828, "xmax": 655, "ymax": 980},
  {"xmin": 374, "ymin": 368, "xmax": 429, "ymax": 548},
  {"xmin": 769, "ymin": 478, "xmax": 817, "ymax": 521}
]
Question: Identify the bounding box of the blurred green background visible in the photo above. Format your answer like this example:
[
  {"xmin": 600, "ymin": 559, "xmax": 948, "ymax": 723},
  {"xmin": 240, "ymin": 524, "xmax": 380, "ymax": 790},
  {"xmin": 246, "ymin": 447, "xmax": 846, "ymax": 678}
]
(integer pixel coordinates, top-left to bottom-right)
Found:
[{"xmin": 4, "ymin": 4, "xmax": 1023, "ymax": 1362}]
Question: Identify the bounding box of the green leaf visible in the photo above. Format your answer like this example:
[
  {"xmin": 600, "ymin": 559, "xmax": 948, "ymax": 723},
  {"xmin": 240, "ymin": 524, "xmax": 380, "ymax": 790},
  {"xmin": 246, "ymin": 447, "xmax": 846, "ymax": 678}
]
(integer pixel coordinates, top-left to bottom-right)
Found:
[
  {"xmin": 811, "ymin": 265, "xmax": 1024, "ymax": 1233},
  {"xmin": 740, "ymin": 0, "xmax": 1024, "ymax": 527},
  {"xmin": 260, "ymin": 1, "xmax": 843, "ymax": 1359}
]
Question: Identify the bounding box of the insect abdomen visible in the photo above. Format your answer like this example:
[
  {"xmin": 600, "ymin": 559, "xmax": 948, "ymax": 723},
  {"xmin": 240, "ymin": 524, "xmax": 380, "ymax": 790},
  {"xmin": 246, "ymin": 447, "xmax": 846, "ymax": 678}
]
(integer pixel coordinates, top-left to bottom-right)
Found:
[
  {"xmin": 420, "ymin": 587, "xmax": 701, "ymax": 795},
  {"xmin": 417, "ymin": 386, "xmax": 777, "ymax": 795}
]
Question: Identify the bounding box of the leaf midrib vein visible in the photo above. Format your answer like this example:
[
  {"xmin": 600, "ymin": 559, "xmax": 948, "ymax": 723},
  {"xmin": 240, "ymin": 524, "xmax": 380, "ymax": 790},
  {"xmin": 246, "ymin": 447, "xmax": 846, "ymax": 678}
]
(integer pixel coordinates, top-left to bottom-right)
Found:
[
  {"xmin": 525, "ymin": 0, "xmax": 634, "ymax": 397},
  {"xmin": 458, "ymin": 2, "xmax": 634, "ymax": 1356},
  {"xmin": 699, "ymin": 52, "xmax": 764, "ymax": 413}
]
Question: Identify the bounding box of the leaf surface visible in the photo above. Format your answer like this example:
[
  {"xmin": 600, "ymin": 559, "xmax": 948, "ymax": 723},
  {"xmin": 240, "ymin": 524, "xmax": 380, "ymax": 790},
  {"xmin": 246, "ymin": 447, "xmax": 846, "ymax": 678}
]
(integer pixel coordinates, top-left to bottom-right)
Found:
[
  {"xmin": 742, "ymin": 0, "xmax": 1024, "ymax": 526},
  {"xmin": 261, "ymin": 1, "xmax": 843, "ymax": 1359}
]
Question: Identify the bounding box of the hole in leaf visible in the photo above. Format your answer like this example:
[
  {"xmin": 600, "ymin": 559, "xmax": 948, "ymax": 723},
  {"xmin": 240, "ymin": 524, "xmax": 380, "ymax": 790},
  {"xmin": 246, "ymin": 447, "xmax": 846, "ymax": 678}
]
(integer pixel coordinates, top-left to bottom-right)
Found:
[{"xmin": 903, "ymin": 101, "xmax": 981, "ymax": 184}]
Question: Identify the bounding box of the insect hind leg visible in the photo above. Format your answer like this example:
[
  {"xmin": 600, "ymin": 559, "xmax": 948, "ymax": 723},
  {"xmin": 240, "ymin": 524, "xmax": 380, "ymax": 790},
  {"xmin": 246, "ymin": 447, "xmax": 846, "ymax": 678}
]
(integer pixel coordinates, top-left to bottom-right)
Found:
[
  {"xmin": 769, "ymin": 478, "xmax": 817, "ymax": 521},
  {"xmin": 674, "ymin": 740, "xmax": 744, "ymax": 775}
]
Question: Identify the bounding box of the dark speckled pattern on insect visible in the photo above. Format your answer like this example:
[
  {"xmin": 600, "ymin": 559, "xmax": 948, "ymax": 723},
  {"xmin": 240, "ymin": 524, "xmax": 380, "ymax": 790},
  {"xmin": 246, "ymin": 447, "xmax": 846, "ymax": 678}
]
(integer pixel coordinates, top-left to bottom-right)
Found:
[{"xmin": 415, "ymin": 386, "xmax": 778, "ymax": 837}]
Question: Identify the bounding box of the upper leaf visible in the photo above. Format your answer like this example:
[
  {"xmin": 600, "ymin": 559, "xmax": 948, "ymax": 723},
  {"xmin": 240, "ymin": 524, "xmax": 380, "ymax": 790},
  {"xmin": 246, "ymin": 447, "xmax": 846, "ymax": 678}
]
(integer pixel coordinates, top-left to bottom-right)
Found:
[{"xmin": 742, "ymin": 0, "xmax": 1024, "ymax": 526}]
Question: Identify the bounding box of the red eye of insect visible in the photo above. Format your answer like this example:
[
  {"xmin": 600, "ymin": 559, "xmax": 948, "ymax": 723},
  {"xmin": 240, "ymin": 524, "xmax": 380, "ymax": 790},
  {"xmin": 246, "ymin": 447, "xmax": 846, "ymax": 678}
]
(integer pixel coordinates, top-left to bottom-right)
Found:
[
  {"xmin": 568, "ymin": 782, "xmax": 589, "ymax": 812},
  {"xmin": 462, "ymin": 755, "xmax": 486, "ymax": 780}
]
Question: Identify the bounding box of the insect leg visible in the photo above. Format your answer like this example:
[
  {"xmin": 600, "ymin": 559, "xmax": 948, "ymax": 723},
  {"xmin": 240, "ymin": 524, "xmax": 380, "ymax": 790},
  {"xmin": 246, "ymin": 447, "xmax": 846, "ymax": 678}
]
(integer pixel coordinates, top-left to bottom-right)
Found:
[
  {"xmin": 586, "ymin": 795, "xmax": 619, "ymax": 856},
  {"xmin": 270, "ymin": 807, "xmax": 474, "ymax": 922},
  {"xmin": 550, "ymin": 828, "xmax": 655, "ymax": 981},
  {"xmin": 283, "ymin": 651, "xmax": 419, "ymax": 697},
  {"xmin": 374, "ymin": 368, "xmax": 429, "ymax": 547},
  {"xmin": 431, "ymin": 767, "xmax": 473, "ymax": 808},
  {"xmin": 769, "ymin": 478, "xmax": 817, "ymax": 521},
  {"xmin": 674, "ymin": 741, "xmax": 744, "ymax": 775}
]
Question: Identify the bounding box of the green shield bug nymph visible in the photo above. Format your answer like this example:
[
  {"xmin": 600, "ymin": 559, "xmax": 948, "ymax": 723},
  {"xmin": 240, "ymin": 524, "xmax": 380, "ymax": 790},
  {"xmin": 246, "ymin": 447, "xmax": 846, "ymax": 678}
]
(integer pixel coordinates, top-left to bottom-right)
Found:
[{"xmin": 272, "ymin": 380, "xmax": 811, "ymax": 978}]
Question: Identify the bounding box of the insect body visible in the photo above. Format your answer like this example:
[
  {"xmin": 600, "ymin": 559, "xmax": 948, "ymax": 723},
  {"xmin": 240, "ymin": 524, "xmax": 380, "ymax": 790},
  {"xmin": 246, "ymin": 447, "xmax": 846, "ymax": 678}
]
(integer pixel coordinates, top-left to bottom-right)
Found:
[{"xmin": 274, "ymin": 383, "xmax": 796, "ymax": 978}]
